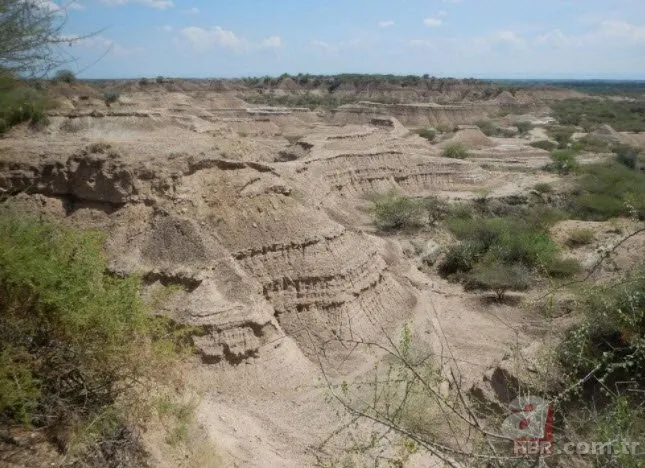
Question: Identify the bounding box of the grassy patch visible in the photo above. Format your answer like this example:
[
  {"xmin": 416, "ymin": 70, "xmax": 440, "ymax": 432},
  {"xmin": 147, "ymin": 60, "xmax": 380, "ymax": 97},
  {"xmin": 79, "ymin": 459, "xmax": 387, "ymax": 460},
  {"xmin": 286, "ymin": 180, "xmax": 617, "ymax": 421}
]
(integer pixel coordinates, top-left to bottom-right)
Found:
[
  {"xmin": 533, "ymin": 182, "xmax": 553, "ymax": 194},
  {"xmin": 412, "ymin": 127, "xmax": 436, "ymax": 142},
  {"xmin": 566, "ymin": 228, "xmax": 595, "ymax": 248}
]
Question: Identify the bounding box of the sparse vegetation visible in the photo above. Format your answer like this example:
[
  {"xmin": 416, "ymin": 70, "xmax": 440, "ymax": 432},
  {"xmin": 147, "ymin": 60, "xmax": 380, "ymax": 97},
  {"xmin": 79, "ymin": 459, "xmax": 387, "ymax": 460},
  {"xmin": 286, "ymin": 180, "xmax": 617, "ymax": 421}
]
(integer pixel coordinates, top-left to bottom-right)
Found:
[
  {"xmin": 441, "ymin": 142, "xmax": 469, "ymax": 159},
  {"xmin": 613, "ymin": 144, "xmax": 643, "ymax": 170},
  {"xmin": 475, "ymin": 119, "xmax": 496, "ymax": 136},
  {"xmin": 412, "ymin": 127, "xmax": 436, "ymax": 142},
  {"xmin": 529, "ymin": 139, "xmax": 558, "ymax": 151},
  {"xmin": 545, "ymin": 149, "xmax": 579, "ymax": 175},
  {"xmin": 566, "ymin": 228, "xmax": 595, "ymax": 247},
  {"xmin": 534, "ymin": 182, "xmax": 553, "ymax": 193},
  {"xmin": 103, "ymin": 90, "xmax": 120, "ymax": 106},
  {"xmin": 515, "ymin": 121, "xmax": 533, "ymax": 134},
  {"xmin": 552, "ymin": 98, "xmax": 645, "ymax": 132},
  {"xmin": 369, "ymin": 191, "xmax": 447, "ymax": 231},
  {"xmin": 547, "ymin": 125, "xmax": 576, "ymax": 149}
]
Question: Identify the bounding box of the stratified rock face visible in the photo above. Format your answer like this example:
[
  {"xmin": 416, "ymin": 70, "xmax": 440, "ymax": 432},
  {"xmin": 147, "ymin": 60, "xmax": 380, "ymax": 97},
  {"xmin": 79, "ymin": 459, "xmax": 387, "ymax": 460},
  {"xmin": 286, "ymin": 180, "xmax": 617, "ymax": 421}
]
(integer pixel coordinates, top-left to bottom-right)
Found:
[{"xmin": 0, "ymin": 153, "xmax": 136, "ymax": 204}]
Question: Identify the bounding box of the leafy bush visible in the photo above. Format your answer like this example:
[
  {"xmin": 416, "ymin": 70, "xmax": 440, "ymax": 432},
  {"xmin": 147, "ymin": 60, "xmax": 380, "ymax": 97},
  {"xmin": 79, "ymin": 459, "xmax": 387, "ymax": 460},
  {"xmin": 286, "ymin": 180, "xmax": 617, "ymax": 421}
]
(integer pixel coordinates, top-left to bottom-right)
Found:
[
  {"xmin": 138, "ymin": 77, "xmax": 149, "ymax": 86},
  {"xmin": 464, "ymin": 261, "xmax": 531, "ymax": 300},
  {"xmin": 0, "ymin": 86, "xmax": 49, "ymax": 134},
  {"xmin": 475, "ymin": 120, "xmax": 496, "ymax": 136},
  {"xmin": 529, "ymin": 140, "xmax": 558, "ymax": 151},
  {"xmin": 436, "ymin": 123, "xmax": 455, "ymax": 134},
  {"xmin": 437, "ymin": 243, "xmax": 481, "ymax": 277},
  {"xmin": 515, "ymin": 121, "xmax": 533, "ymax": 134},
  {"xmin": 576, "ymin": 135, "xmax": 612, "ymax": 153},
  {"xmin": 54, "ymin": 69, "xmax": 76, "ymax": 84},
  {"xmin": 566, "ymin": 228, "xmax": 595, "ymax": 248},
  {"xmin": 568, "ymin": 162, "xmax": 645, "ymax": 220},
  {"xmin": 545, "ymin": 149, "xmax": 579, "ymax": 175},
  {"xmin": 613, "ymin": 144, "xmax": 643, "ymax": 170},
  {"xmin": 442, "ymin": 142, "xmax": 469, "ymax": 159},
  {"xmin": 545, "ymin": 257, "xmax": 582, "ymax": 278},
  {"xmin": 369, "ymin": 191, "xmax": 427, "ymax": 231},
  {"xmin": 547, "ymin": 125, "xmax": 576, "ymax": 149},
  {"xmin": 0, "ymin": 218, "xmax": 189, "ymax": 457},
  {"xmin": 413, "ymin": 127, "xmax": 436, "ymax": 142},
  {"xmin": 533, "ymin": 182, "xmax": 553, "ymax": 194},
  {"xmin": 103, "ymin": 90, "xmax": 120, "ymax": 106}
]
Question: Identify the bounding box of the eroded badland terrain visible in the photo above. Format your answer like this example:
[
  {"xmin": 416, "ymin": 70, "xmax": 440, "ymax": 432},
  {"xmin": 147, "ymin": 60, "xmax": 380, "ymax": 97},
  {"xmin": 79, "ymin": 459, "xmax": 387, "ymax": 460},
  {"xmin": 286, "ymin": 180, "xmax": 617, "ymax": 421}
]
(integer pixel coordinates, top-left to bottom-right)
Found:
[{"xmin": 1, "ymin": 77, "xmax": 645, "ymax": 467}]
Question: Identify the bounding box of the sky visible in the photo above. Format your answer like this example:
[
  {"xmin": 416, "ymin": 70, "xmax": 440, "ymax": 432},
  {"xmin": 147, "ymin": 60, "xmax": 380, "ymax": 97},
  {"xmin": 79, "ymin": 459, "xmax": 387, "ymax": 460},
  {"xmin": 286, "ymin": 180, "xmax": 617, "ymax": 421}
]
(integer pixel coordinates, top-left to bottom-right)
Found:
[{"xmin": 50, "ymin": 0, "xmax": 645, "ymax": 79}]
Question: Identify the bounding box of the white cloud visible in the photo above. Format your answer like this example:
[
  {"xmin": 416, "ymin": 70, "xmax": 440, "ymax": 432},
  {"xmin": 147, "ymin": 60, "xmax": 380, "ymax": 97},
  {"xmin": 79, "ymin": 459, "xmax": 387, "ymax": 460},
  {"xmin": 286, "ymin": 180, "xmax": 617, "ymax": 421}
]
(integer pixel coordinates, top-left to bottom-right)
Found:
[
  {"xmin": 437, "ymin": 10, "xmax": 448, "ymax": 17},
  {"xmin": 261, "ymin": 36, "xmax": 282, "ymax": 48},
  {"xmin": 599, "ymin": 20, "xmax": 645, "ymax": 42},
  {"xmin": 423, "ymin": 17, "xmax": 442, "ymax": 27},
  {"xmin": 442, "ymin": 0, "xmax": 462, "ymax": 3},
  {"xmin": 181, "ymin": 6, "xmax": 199, "ymax": 14},
  {"xmin": 490, "ymin": 30, "xmax": 526, "ymax": 48},
  {"xmin": 378, "ymin": 20, "xmax": 395, "ymax": 28},
  {"xmin": 74, "ymin": 35, "xmax": 144, "ymax": 57},
  {"xmin": 179, "ymin": 27, "xmax": 283, "ymax": 52},
  {"xmin": 159, "ymin": 24, "xmax": 174, "ymax": 32},
  {"xmin": 100, "ymin": 0, "xmax": 173, "ymax": 9}
]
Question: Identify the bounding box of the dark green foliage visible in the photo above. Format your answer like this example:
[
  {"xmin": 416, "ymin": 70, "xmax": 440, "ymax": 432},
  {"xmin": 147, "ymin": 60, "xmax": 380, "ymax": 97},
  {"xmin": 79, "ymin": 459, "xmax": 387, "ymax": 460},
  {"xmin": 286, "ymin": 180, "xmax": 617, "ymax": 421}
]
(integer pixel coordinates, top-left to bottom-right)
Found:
[
  {"xmin": 568, "ymin": 163, "xmax": 645, "ymax": 220},
  {"xmin": 437, "ymin": 243, "xmax": 481, "ymax": 277},
  {"xmin": 545, "ymin": 149, "xmax": 579, "ymax": 175},
  {"xmin": 515, "ymin": 121, "xmax": 533, "ymax": 134},
  {"xmin": 413, "ymin": 127, "xmax": 436, "ymax": 142},
  {"xmin": 54, "ymin": 69, "xmax": 75, "ymax": 84},
  {"xmin": 546, "ymin": 125, "xmax": 576, "ymax": 149},
  {"xmin": 103, "ymin": 90, "xmax": 120, "ymax": 106},
  {"xmin": 0, "ymin": 80, "xmax": 49, "ymax": 134},
  {"xmin": 529, "ymin": 140, "xmax": 558, "ymax": 151},
  {"xmin": 533, "ymin": 182, "xmax": 553, "ymax": 194},
  {"xmin": 0, "ymin": 218, "xmax": 188, "ymax": 455},
  {"xmin": 464, "ymin": 261, "xmax": 531, "ymax": 300},
  {"xmin": 475, "ymin": 120, "xmax": 496, "ymax": 136},
  {"xmin": 552, "ymin": 98, "xmax": 645, "ymax": 132},
  {"xmin": 370, "ymin": 191, "xmax": 448, "ymax": 231},
  {"xmin": 613, "ymin": 144, "xmax": 643, "ymax": 170},
  {"xmin": 442, "ymin": 142, "xmax": 469, "ymax": 159}
]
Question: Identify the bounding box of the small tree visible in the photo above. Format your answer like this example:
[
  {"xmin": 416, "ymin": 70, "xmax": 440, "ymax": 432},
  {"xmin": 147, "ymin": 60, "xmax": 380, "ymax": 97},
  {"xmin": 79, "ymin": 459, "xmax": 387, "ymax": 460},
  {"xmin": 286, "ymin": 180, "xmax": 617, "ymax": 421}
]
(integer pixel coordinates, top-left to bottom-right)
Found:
[
  {"xmin": 0, "ymin": 0, "xmax": 81, "ymax": 76},
  {"xmin": 464, "ymin": 261, "xmax": 530, "ymax": 300},
  {"xmin": 413, "ymin": 127, "xmax": 436, "ymax": 142},
  {"xmin": 613, "ymin": 144, "xmax": 642, "ymax": 170},
  {"xmin": 370, "ymin": 191, "xmax": 427, "ymax": 231},
  {"xmin": 103, "ymin": 90, "xmax": 120, "ymax": 107}
]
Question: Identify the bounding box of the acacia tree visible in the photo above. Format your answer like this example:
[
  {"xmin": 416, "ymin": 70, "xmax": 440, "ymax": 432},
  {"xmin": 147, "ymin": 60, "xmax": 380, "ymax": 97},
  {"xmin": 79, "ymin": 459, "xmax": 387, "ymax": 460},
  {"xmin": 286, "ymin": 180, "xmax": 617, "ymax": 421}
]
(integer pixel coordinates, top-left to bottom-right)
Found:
[{"xmin": 0, "ymin": 0, "xmax": 76, "ymax": 76}]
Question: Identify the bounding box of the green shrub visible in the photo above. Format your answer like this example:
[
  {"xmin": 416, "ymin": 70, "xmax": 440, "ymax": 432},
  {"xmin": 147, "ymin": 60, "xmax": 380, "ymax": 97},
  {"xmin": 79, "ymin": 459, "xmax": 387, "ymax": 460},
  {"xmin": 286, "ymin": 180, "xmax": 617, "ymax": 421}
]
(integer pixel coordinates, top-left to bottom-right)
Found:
[
  {"xmin": 577, "ymin": 135, "xmax": 612, "ymax": 153},
  {"xmin": 0, "ymin": 217, "xmax": 189, "ymax": 455},
  {"xmin": 613, "ymin": 144, "xmax": 643, "ymax": 170},
  {"xmin": 547, "ymin": 125, "xmax": 576, "ymax": 149},
  {"xmin": 54, "ymin": 69, "xmax": 76, "ymax": 84},
  {"xmin": 515, "ymin": 121, "xmax": 533, "ymax": 134},
  {"xmin": 436, "ymin": 123, "xmax": 454, "ymax": 134},
  {"xmin": 442, "ymin": 142, "xmax": 469, "ymax": 159},
  {"xmin": 139, "ymin": 77, "xmax": 149, "ymax": 86},
  {"xmin": 413, "ymin": 127, "xmax": 436, "ymax": 142},
  {"xmin": 370, "ymin": 191, "xmax": 427, "ymax": 231},
  {"xmin": 545, "ymin": 257, "xmax": 582, "ymax": 278},
  {"xmin": 533, "ymin": 182, "xmax": 553, "ymax": 194},
  {"xmin": 464, "ymin": 261, "xmax": 531, "ymax": 300},
  {"xmin": 475, "ymin": 120, "xmax": 496, "ymax": 136},
  {"xmin": 529, "ymin": 140, "xmax": 558, "ymax": 151},
  {"xmin": 551, "ymin": 98, "xmax": 645, "ymax": 132},
  {"xmin": 566, "ymin": 228, "xmax": 595, "ymax": 248},
  {"xmin": 437, "ymin": 243, "xmax": 481, "ymax": 277},
  {"xmin": 545, "ymin": 149, "xmax": 579, "ymax": 175},
  {"xmin": 0, "ymin": 86, "xmax": 50, "ymax": 134},
  {"xmin": 103, "ymin": 90, "xmax": 120, "ymax": 106},
  {"xmin": 568, "ymin": 163, "xmax": 645, "ymax": 220}
]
